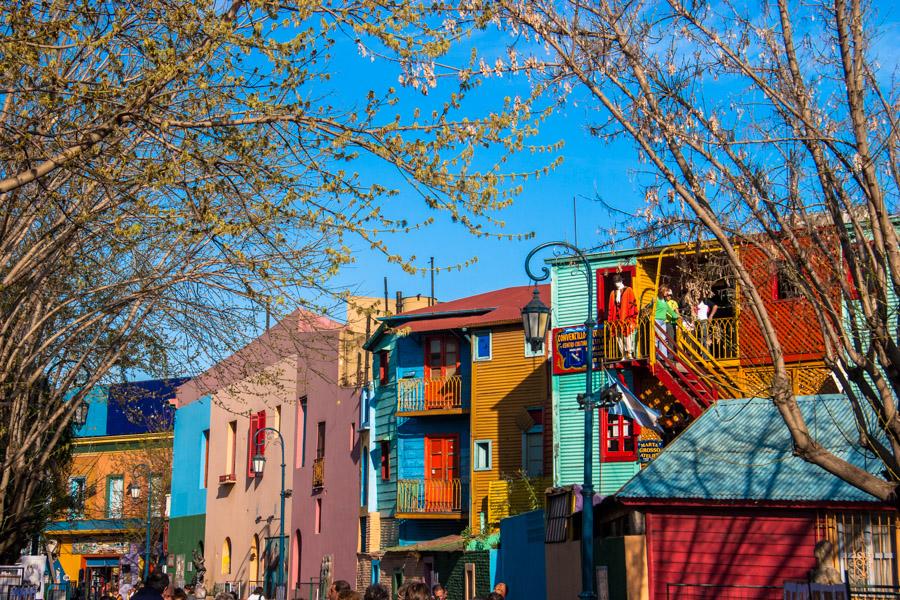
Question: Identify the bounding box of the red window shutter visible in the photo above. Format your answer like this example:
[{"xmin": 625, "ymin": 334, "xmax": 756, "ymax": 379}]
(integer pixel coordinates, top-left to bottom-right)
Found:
[
  {"xmin": 248, "ymin": 413, "xmax": 258, "ymax": 477},
  {"xmin": 380, "ymin": 441, "xmax": 390, "ymax": 481},
  {"xmin": 257, "ymin": 410, "xmax": 266, "ymax": 456}
]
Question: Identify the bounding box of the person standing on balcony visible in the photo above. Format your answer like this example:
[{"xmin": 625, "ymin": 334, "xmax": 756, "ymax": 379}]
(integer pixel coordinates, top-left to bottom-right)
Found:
[
  {"xmin": 607, "ymin": 274, "xmax": 638, "ymax": 359},
  {"xmin": 654, "ymin": 286, "xmax": 679, "ymax": 358},
  {"xmin": 694, "ymin": 294, "xmax": 718, "ymax": 349}
]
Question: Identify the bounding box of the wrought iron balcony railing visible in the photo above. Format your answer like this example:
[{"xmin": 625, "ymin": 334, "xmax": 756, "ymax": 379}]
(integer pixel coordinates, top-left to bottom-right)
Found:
[
  {"xmin": 397, "ymin": 375, "xmax": 463, "ymax": 413},
  {"xmin": 397, "ymin": 478, "xmax": 463, "ymax": 514},
  {"xmin": 312, "ymin": 457, "xmax": 324, "ymax": 490}
]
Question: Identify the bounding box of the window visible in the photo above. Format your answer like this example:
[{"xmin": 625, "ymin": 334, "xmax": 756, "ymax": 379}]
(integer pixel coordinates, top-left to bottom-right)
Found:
[
  {"xmin": 221, "ymin": 537, "xmax": 232, "ymax": 575},
  {"xmin": 378, "ymin": 350, "xmax": 390, "ymax": 384},
  {"xmin": 464, "ymin": 563, "xmax": 476, "ymax": 600},
  {"xmin": 316, "ymin": 421, "xmax": 326, "ymax": 459},
  {"xmin": 201, "ymin": 430, "xmax": 210, "ymax": 489},
  {"xmin": 226, "ymin": 420, "xmax": 237, "ymax": 476},
  {"xmin": 69, "ymin": 477, "xmax": 86, "ymax": 518},
  {"xmin": 361, "ymin": 446, "xmax": 369, "ymax": 505},
  {"xmin": 523, "ymin": 408, "xmax": 544, "ymax": 476},
  {"xmin": 424, "ymin": 336, "xmax": 459, "ymax": 380},
  {"xmin": 359, "ymin": 517, "xmax": 368, "ymax": 553},
  {"xmin": 830, "ymin": 512, "xmax": 898, "ymax": 587},
  {"xmin": 380, "ymin": 440, "xmax": 391, "ymax": 481},
  {"xmin": 392, "ymin": 570, "xmax": 404, "ymax": 600},
  {"xmin": 473, "ymin": 331, "xmax": 491, "ymax": 361},
  {"xmin": 473, "ymin": 440, "xmax": 492, "ymax": 471},
  {"xmin": 248, "ymin": 410, "xmax": 266, "ymax": 477},
  {"xmin": 296, "ymin": 396, "xmax": 307, "ymax": 468},
  {"xmin": 524, "ymin": 331, "xmax": 545, "ymax": 358},
  {"xmin": 773, "ymin": 261, "xmax": 802, "ymax": 300},
  {"xmin": 315, "ymin": 498, "xmax": 322, "ymax": 534},
  {"xmin": 350, "ymin": 422, "xmax": 356, "ymax": 452},
  {"xmin": 602, "ymin": 411, "xmax": 640, "ymax": 462},
  {"xmin": 371, "ymin": 559, "xmax": 380, "ymax": 584},
  {"xmin": 275, "ymin": 405, "xmax": 282, "ymax": 432},
  {"xmin": 106, "ymin": 476, "xmax": 124, "ymax": 518},
  {"xmin": 545, "ymin": 489, "xmax": 573, "ymax": 543},
  {"xmin": 150, "ymin": 473, "xmax": 164, "ymax": 516}
]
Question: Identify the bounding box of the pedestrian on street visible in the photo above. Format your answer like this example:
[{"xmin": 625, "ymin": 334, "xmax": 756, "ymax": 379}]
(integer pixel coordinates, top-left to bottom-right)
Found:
[
  {"xmin": 131, "ymin": 573, "xmax": 170, "ymax": 600},
  {"xmin": 431, "ymin": 584, "xmax": 446, "ymax": 600},
  {"xmin": 493, "ymin": 582, "xmax": 508, "ymax": 598},
  {"xmin": 247, "ymin": 587, "xmax": 265, "ymax": 600},
  {"xmin": 328, "ymin": 581, "xmax": 351, "ymax": 600},
  {"xmin": 362, "ymin": 584, "xmax": 388, "ymax": 600},
  {"xmin": 400, "ymin": 583, "xmax": 428, "ymax": 600}
]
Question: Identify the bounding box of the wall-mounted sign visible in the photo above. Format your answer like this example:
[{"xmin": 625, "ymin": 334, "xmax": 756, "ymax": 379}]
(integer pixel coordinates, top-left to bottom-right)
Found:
[
  {"xmin": 638, "ymin": 438, "xmax": 663, "ymax": 464},
  {"xmin": 552, "ymin": 326, "xmax": 602, "ymax": 375}
]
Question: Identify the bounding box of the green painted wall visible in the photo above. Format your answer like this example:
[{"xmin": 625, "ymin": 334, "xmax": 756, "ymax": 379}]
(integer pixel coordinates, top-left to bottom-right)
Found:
[
  {"xmin": 167, "ymin": 514, "xmax": 205, "ymax": 587},
  {"xmin": 597, "ymin": 537, "xmax": 627, "ymax": 600},
  {"xmin": 438, "ymin": 550, "xmax": 492, "ymax": 599},
  {"xmin": 550, "ymin": 253, "xmax": 641, "ymax": 492}
]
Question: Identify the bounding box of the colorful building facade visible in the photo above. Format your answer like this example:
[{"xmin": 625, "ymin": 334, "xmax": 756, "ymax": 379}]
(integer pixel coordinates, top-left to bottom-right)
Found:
[
  {"xmin": 46, "ymin": 379, "xmax": 185, "ymax": 598},
  {"xmin": 359, "ymin": 285, "xmax": 550, "ymax": 597},
  {"xmin": 167, "ymin": 394, "xmax": 210, "ymax": 588}
]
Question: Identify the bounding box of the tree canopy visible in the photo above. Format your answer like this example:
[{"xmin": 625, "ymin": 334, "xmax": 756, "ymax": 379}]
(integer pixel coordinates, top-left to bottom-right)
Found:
[
  {"xmin": 0, "ymin": 0, "xmax": 552, "ymax": 557},
  {"xmin": 478, "ymin": 0, "xmax": 899, "ymax": 500}
]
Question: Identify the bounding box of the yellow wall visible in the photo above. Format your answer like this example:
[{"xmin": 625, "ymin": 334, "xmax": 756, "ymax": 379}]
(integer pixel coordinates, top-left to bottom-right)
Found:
[
  {"xmin": 470, "ymin": 325, "xmax": 549, "ymax": 534},
  {"xmin": 624, "ymin": 535, "xmax": 650, "ymax": 600}
]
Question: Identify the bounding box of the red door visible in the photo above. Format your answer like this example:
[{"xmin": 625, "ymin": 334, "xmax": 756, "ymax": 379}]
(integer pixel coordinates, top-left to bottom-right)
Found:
[
  {"xmin": 423, "ymin": 337, "xmax": 459, "ymax": 408},
  {"xmin": 425, "ymin": 435, "xmax": 459, "ymax": 512}
]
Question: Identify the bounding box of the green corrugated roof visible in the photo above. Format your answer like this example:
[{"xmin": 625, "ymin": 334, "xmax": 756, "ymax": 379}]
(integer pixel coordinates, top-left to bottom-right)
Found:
[{"xmin": 617, "ymin": 395, "xmax": 887, "ymax": 504}]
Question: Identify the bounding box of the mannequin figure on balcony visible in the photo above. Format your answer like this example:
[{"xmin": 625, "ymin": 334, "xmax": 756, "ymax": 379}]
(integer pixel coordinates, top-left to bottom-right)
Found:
[{"xmin": 607, "ymin": 274, "xmax": 638, "ymax": 359}]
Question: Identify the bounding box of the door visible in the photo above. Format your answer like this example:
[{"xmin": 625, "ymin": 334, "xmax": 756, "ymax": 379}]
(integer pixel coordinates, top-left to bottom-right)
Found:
[
  {"xmin": 423, "ymin": 336, "xmax": 459, "ymax": 408},
  {"xmin": 425, "ymin": 435, "xmax": 459, "ymax": 511}
]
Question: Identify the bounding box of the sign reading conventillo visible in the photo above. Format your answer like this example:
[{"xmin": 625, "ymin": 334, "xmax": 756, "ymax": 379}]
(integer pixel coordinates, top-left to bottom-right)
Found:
[{"xmin": 552, "ymin": 325, "xmax": 603, "ymax": 375}]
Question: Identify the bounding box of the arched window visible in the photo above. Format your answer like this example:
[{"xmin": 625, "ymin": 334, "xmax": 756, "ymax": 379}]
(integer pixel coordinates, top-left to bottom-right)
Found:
[
  {"xmin": 293, "ymin": 530, "xmax": 302, "ymax": 585},
  {"xmin": 249, "ymin": 535, "xmax": 259, "ymax": 583},
  {"xmin": 221, "ymin": 537, "xmax": 231, "ymax": 575}
]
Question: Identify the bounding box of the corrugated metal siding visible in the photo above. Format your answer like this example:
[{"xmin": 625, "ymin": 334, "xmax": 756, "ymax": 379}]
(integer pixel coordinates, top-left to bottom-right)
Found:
[
  {"xmin": 647, "ymin": 509, "xmax": 817, "ymax": 598},
  {"xmin": 598, "ymin": 462, "xmax": 641, "ymax": 496},
  {"xmin": 470, "ymin": 325, "xmax": 549, "ymax": 533},
  {"xmin": 553, "ymin": 371, "xmax": 612, "ymax": 486}
]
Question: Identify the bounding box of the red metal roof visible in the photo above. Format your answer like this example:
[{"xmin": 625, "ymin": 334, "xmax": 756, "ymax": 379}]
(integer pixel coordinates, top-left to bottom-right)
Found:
[{"xmin": 388, "ymin": 284, "xmax": 549, "ymax": 334}]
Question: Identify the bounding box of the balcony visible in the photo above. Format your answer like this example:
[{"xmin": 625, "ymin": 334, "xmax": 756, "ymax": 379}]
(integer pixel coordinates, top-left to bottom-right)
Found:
[
  {"xmin": 397, "ymin": 376, "xmax": 466, "ymax": 416},
  {"xmin": 396, "ymin": 479, "xmax": 465, "ymax": 518},
  {"xmin": 312, "ymin": 457, "xmax": 324, "ymax": 490}
]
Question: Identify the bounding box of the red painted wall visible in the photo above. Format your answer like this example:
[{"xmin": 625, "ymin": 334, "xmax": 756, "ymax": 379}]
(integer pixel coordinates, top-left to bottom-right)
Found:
[
  {"xmin": 738, "ymin": 243, "xmax": 829, "ymax": 366},
  {"xmin": 646, "ymin": 508, "xmax": 818, "ymax": 599}
]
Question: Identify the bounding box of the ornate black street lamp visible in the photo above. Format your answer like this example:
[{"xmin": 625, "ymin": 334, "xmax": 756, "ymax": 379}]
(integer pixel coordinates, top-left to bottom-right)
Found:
[
  {"xmin": 523, "ymin": 241, "xmax": 619, "ymax": 600},
  {"xmin": 253, "ymin": 426, "xmax": 287, "ymax": 593},
  {"xmin": 127, "ymin": 464, "xmax": 155, "ymax": 579}
]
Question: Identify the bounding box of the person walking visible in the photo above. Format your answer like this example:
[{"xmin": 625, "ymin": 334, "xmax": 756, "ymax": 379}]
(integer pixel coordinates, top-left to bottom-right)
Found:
[{"xmin": 130, "ymin": 573, "xmax": 170, "ymax": 600}]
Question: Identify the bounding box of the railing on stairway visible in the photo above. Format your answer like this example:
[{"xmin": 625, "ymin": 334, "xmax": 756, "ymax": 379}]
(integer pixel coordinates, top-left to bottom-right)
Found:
[
  {"xmin": 651, "ymin": 321, "xmax": 718, "ymax": 416},
  {"xmin": 675, "ymin": 319, "xmax": 746, "ymax": 399}
]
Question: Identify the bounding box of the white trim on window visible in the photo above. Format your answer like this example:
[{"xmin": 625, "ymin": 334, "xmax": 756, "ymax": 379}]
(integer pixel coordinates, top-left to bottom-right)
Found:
[
  {"xmin": 473, "ymin": 439, "xmax": 493, "ymax": 471},
  {"xmin": 473, "ymin": 330, "xmax": 492, "ymax": 361}
]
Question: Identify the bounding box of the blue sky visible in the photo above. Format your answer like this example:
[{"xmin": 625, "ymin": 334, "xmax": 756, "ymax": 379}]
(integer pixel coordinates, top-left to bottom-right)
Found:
[{"xmin": 321, "ymin": 1, "xmax": 900, "ymax": 306}]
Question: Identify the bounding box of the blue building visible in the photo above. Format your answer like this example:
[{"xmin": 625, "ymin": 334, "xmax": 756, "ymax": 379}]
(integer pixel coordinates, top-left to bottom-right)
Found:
[
  {"xmin": 46, "ymin": 378, "xmax": 186, "ymax": 598},
  {"xmin": 168, "ymin": 394, "xmax": 210, "ymax": 588}
]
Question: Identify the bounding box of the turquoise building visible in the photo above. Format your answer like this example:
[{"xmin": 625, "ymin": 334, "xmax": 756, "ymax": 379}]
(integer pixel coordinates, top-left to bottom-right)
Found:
[{"xmin": 167, "ymin": 394, "xmax": 210, "ymax": 588}]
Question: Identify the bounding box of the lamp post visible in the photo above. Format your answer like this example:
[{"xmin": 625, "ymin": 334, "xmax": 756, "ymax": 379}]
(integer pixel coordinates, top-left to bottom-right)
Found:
[
  {"xmin": 523, "ymin": 241, "xmax": 620, "ymax": 600},
  {"xmin": 73, "ymin": 398, "xmax": 89, "ymax": 430},
  {"xmin": 252, "ymin": 427, "xmax": 287, "ymax": 595},
  {"xmin": 127, "ymin": 464, "xmax": 155, "ymax": 580}
]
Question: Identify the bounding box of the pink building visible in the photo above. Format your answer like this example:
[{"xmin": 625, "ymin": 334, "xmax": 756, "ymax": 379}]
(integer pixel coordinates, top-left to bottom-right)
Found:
[{"xmin": 176, "ymin": 309, "xmax": 364, "ymax": 598}]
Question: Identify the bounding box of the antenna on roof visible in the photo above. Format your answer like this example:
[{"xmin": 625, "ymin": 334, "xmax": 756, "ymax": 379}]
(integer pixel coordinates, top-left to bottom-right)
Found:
[
  {"xmin": 430, "ymin": 256, "xmax": 435, "ymax": 306},
  {"xmin": 383, "ymin": 277, "xmax": 389, "ymax": 313}
]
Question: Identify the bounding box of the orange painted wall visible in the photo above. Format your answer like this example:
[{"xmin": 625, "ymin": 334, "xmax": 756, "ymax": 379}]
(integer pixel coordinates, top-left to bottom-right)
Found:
[{"xmin": 470, "ymin": 324, "xmax": 550, "ymax": 534}]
